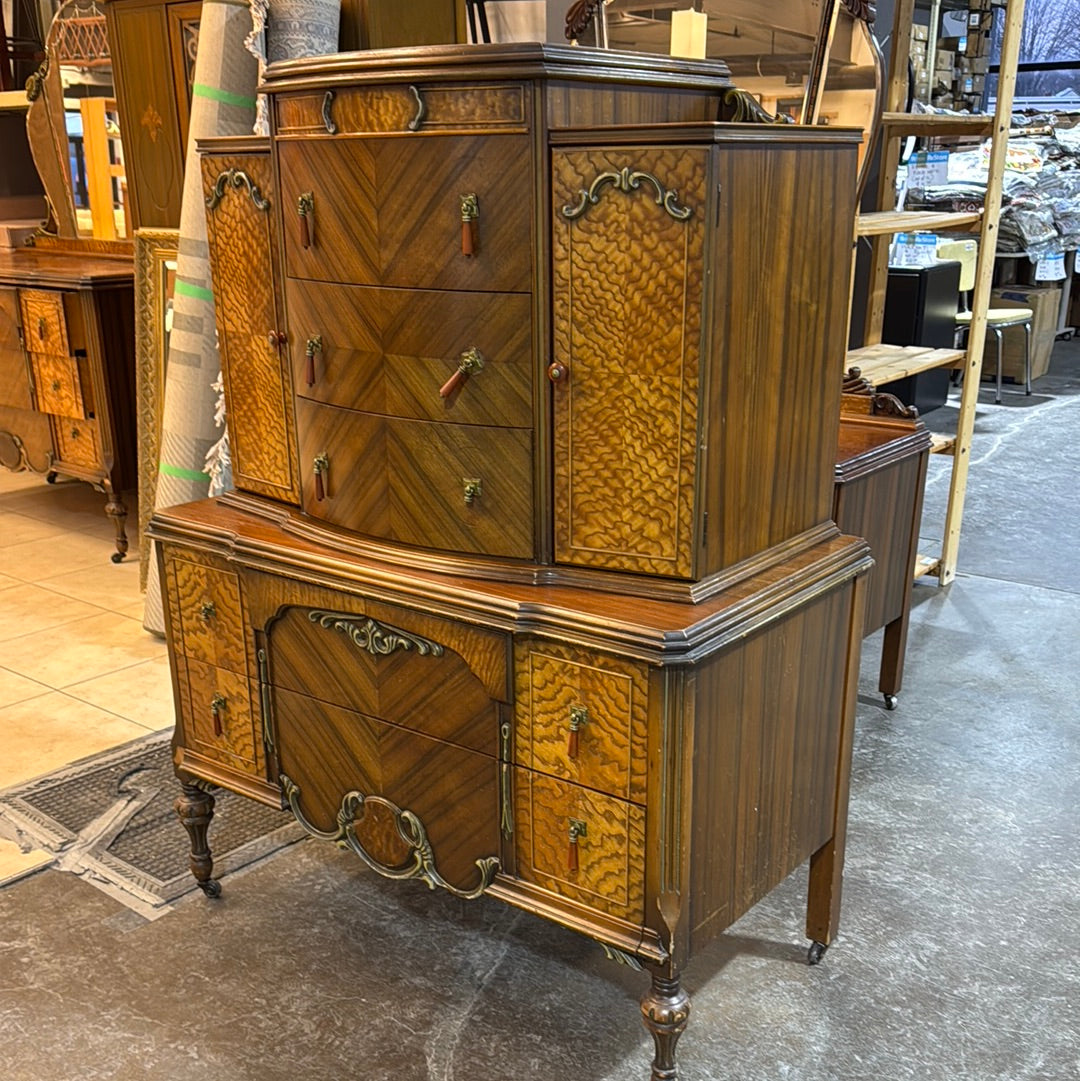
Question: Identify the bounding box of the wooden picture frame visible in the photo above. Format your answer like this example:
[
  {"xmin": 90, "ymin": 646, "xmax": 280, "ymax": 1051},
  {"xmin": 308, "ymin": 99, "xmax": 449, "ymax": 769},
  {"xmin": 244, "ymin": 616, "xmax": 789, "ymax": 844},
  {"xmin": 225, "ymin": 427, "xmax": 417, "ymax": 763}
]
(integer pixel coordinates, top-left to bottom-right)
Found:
[{"xmin": 135, "ymin": 226, "xmax": 179, "ymax": 590}]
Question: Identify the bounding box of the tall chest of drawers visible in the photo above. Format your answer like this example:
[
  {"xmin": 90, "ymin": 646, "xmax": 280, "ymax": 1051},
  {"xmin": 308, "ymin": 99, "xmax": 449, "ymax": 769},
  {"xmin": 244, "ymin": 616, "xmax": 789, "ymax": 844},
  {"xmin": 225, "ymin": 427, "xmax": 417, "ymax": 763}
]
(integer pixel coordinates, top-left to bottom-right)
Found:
[{"xmin": 152, "ymin": 45, "xmax": 871, "ymax": 1080}]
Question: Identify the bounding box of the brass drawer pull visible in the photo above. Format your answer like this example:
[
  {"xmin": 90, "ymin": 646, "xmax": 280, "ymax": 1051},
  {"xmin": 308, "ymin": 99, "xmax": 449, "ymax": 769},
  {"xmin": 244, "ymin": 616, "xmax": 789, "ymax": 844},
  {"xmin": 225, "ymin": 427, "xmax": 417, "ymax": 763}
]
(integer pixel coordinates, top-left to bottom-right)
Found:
[
  {"xmin": 321, "ymin": 89, "xmax": 337, "ymax": 134},
  {"xmin": 440, "ymin": 347, "xmax": 484, "ymax": 399},
  {"xmin": 462, "ymin": 477, "xmax": 482, "ymax": 506},
  {"xmin": 460, "ymin": 193, "xmax": 479, "ymax": 257},
  {"xmin": 37, "ymin": 316, "xmax": 46, "ymax": 341},
  {"xmin": 568, "ymin": 705, "xmax": 589, "ymax": 759},
  {"xmin": 313, "ymin": 453, "xmax": 329, "ymax": 501},
  {"xmin": 407, "ymin": 84, "xmax": 426, "ymax": 132},
  {"xmin": 51, "ymin": 379, "xmax": 61, "ymax": 393},
  {"xmin": 568, "ymin": 818, "xmax": 587, "ymax": 873},
  {"xmin": 305, "ymin": 335, "xmax": 323, "ymax": 387},
  {"xmin": 210, "ymin": 692, "xmax": 227, "ymax": 737},
  {"xmin": 297, "ymin": 191, "xmax": 314, "ymax": 249},
  {"xmin": 198, "ymin": 601, "xmax": 216, "ymax": 623}
]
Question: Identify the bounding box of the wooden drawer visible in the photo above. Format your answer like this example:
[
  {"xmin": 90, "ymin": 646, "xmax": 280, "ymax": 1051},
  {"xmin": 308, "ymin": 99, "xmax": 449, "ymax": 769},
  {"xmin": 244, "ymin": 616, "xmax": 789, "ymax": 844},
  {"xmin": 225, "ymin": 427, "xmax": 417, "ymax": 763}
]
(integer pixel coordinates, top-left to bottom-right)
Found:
[
  {"xmin": 514, "ymin": 641, "xmax": 649, "ymax": 804},
  {"xmin": 0, "ymin": 287, "xmax": 33, "ymax": 411},
  {"xmin": 295, "ymin": 398, "xmax": 534, "ymax": 560},
  {"xmin": 177, "ymin": 657, "xmax": 262, "ymax": 774},
  {"xmin": 51, "ymin": 416, "xmax": 101, "ymax": 470},
  {"xmin": 287, "ymin": 280, "xmax": 533, "ymax": 428},
  {"xmin": 279, "ymin": 134, "xmax": 534, "ymax": 292},
  {"xmin": 265, "ymin": 600, "xmax": 504, "ymax": 757},
  {"xmin": 514, "ymin": 769, "xmax": 645, "ymax": 924},
  {"xmin": 18, "ymin": 290, "xmax": 69, "ymax": 356},
  {"xmin": 275, "ymin": 83, "xmax": 529, "ymax": 137},
  {"xmin": 30, "ymin": 352, "xmax": 86, "ymax": 417},
  {"xmin": 169, "ymin": 555, "xmax": 247, "ymax": 670},
  {"xmin": 272, "ymin": 686, "xmax": 501, "ymax": 897}
]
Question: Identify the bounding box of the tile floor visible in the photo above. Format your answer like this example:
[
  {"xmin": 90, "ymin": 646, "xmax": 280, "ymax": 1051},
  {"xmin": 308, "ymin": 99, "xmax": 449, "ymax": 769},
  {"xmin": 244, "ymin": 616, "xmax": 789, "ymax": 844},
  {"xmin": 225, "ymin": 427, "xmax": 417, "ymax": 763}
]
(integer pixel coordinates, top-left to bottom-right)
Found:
[{"xmin": 0, "ymin": 470, "xmax": 170, "ymax": 879}]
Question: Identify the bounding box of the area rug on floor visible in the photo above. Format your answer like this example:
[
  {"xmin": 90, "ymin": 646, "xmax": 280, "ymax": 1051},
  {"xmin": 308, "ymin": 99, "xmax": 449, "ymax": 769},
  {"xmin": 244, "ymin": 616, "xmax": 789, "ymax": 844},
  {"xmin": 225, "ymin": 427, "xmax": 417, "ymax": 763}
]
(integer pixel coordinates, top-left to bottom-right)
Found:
[{"xmin": 0, "ymin": 731, "xmax": 303, "ymax": 915}]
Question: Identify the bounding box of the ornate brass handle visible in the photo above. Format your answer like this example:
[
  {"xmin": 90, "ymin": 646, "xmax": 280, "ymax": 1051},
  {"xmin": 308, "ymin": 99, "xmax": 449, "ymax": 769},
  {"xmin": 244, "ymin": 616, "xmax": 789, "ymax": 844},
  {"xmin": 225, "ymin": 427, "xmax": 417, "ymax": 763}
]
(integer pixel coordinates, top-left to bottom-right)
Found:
[
  {"xmin": 297, "ymin": 191, "xmax": 314, "ymax": 249},
  {"xmin": 321, "ymin": 89, "xmax": 337, "ymax": 134},
  {"xmin": 199, "ymin": 601, "xmax": 216, "ymax": 623},
  {"xmin": 568, "ymin": 818, "xmax": 587, "ymax": 873},
  {"xmin": 313, "ymin": 453, "xmax": 329, "ymax": 501},
  {"xmin": 547, "ymin": 361, "xmax": 568, "ymax": 383},
  {"xmin": 210, "ymin": 692, "xmax": 226, "ymax": 737},
  {"xmin": 305, "ymin": 336, "xmax": 323, "ymax": 387},
  {"xmin": 462, "ymin": 478, "xmax": 482, "ymax": 506},
  {"xmin": 561, "ymin": 166, "xmax": 693, "ymax": 222},
  {"xmin": 407, "ymin": 84, "xmax": 426, "ymax": 131},
  {"xmin": 440, "ymin": 347, "xmax": 484, "ymax": 399},
  {"xmin": 567, "ymin": 705, "xmax": 589, "ymax": 759},
  {"xmin": 460, "ymin": 193, "xmax": 479, "ymax": 257}
]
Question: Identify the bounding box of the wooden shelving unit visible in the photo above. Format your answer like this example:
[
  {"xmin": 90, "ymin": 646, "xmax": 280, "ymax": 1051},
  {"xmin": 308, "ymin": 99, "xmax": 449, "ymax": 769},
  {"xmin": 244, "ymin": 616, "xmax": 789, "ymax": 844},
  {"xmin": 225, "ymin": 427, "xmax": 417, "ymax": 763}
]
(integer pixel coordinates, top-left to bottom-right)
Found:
[{"xmin": 851, "ymin": 0, "xmax": 1027, "ymax": 586}]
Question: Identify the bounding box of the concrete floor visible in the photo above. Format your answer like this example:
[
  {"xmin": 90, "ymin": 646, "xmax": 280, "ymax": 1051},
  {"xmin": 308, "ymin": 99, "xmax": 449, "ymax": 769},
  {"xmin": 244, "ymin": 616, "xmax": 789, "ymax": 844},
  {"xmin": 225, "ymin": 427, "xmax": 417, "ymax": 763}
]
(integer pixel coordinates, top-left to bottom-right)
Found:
[{"xmin": 1, "ymin": 347, "xmax": 1078, "ymax": 1081}]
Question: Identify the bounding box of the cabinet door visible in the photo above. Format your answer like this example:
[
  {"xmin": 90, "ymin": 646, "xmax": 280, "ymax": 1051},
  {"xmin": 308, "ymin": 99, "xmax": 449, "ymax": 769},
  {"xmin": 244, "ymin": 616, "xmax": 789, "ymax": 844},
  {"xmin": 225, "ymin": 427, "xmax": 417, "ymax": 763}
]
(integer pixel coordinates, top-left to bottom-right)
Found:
[
  {"xmin": 550, "ymin": 147, "xmax": 709, "ymax": 579},
  {"xmin": 202, "ymin": 147, "xmax": 301, "ymax": 504}
]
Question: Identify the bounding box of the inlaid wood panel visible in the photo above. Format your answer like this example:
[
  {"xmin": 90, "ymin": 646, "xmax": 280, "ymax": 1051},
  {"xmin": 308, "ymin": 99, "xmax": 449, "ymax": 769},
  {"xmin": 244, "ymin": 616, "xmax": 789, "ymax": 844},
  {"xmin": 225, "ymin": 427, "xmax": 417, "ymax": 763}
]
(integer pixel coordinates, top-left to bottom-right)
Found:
[
  {"xmin": 51, "ymin": 416, "xmax": 101, "ymax": 471},
  {"xmin": 0, "ymin": 288, "xmax": 32, "ymax": 411},
  {"xmin": 29, "ymin": 352, "xmax": 85, "ymax": 418},
  {"xmin": 18, "ymin": 289, "xmax": 69, "ymax": 356},
  {"xmin": 287, "ymin": 280, "xmax": 533, "ymax": 428},
  {"xmin": 551, "ymin": 146, "xmax": 708, "ymax": 578},
  {"xmin": 295, "ymin": 398, "xmax": 534, "ymax": 559},
  {"xmin": 273, "ymin": 686, "xmax": 500, "ymax": 893},
  {"xmin": 514, "ymin": 640, "xmax": 649, "ymax": 804},
  {"xmin": 202, "ymin": 148, "xmax": 300, "ymax": 504},
  {"xmin": 177, "ymin": 657, "xmax": 261, "ymax": 773},
  {"xmin": 279, "ymin": 134, "xmax": 534, "ymax": 292},
  {"xmin": 514, "ymin": 769, "xmax": 645, "ymax": 923},
  {"xmin": 170, "ymin": 555, "xmax": 247, "ymax": 671},
  {"xmin": 688, "ymin": 584, "xmax": 852, "ymax": 949},
  {"xmin": 267, "ymin": 603, "xmax": 502, "ymax": 756},
  {"xmin": 275, "ymin": 84, "xmax": 529, "ymax": 136}
]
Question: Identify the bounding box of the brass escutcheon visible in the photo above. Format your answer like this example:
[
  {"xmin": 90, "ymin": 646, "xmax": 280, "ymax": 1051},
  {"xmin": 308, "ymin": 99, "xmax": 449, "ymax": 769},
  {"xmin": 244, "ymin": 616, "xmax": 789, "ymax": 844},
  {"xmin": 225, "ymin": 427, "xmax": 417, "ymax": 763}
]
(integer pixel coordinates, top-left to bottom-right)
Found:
[
  {"xmin": 199, "ymin": 601, "xmax": 216, "ymax": 623},
  {"xmin": 462, "ymin": 478, "xmax": 482, "ymax": 506},
  {"xmin": 569, "ymin": 705, "xmax": 589, "ymax": 732},
  {"xmin": 568, "ymin": 818, "xmax": 587, "ymax": 841}
]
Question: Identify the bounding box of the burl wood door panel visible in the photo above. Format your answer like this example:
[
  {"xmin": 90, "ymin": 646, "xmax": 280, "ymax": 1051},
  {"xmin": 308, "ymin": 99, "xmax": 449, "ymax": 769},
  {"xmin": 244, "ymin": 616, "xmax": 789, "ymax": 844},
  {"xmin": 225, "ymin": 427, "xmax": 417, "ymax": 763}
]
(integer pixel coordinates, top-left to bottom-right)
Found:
[
  {"xmin": 202, "ymin": 150, "xmax": 300, "ymax": 504},
  {"xmin": 295, "ymin": 398, "xmax": 534, "ymax": 559},
  {"xmin": 0, "ymin": 287, "xmax": 33, "ymax": 411},
  {"xmin": 287, "ymin": 280, "xmax": 533, "ymax": 427},
  {"xmin": 278, "ymin": 134, "xmax": 534, "ymax": 292},
  {"xmin": 272, "ymin": 686, "xmax": 501, "ymax": 896},
  {"xmin": 550, "ymin": 147, "xmax": 708, "ymax": 578},
  {"xmin": 514, "ymin": 639, "xmax": 649, "ymax": 804},
  {"xmin": 266, "ymin": 603, "xmax": 503, "ymax": 756},
  {"xmin": 514, "ymin": 769, "xmax": 645, "ymax": 924}
]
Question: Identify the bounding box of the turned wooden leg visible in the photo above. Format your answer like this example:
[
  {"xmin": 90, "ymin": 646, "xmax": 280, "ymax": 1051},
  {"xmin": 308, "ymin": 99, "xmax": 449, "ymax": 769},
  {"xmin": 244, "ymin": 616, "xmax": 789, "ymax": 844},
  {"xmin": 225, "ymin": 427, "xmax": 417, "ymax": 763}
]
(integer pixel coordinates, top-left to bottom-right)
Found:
[
  {"xmin": 174, "ymin": 782, "xmax": 221, "ymax": 898},
  {"xmin": 640, "ymin": 969, "xmax": 691, "ymax": 1081},
  {"xmin": 103, "ymin": 480, "xmax": 129, "ymax": 564}
]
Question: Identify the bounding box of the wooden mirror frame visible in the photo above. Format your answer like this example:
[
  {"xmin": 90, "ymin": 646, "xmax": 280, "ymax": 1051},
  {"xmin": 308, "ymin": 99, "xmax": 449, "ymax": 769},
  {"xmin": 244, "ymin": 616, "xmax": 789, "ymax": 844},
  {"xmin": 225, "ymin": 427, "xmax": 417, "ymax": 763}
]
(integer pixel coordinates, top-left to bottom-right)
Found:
[
  {"xmin": 24, "ymin": 0, "xmax": 132, "ymax": 251},
  {"xmin": 135, "ymin": 226, "xmax": 178, "ymax": 588}
]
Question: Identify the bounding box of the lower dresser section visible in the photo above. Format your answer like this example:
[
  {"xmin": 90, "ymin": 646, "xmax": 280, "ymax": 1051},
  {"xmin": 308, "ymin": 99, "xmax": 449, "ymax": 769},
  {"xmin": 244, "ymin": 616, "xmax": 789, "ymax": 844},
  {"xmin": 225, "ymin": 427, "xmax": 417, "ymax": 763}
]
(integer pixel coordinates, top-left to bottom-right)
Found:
[{"xmin": 156, "ymin": 506, "xmax": 870, "ymax": 980}]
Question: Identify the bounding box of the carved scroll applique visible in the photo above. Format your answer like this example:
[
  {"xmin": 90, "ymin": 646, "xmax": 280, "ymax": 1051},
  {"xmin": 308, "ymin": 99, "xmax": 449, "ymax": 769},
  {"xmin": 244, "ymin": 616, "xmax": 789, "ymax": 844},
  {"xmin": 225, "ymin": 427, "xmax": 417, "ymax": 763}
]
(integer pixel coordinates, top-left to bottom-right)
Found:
[{"xmin": 307, "ymin": 610, "xmax": 444, "ymax": 657}]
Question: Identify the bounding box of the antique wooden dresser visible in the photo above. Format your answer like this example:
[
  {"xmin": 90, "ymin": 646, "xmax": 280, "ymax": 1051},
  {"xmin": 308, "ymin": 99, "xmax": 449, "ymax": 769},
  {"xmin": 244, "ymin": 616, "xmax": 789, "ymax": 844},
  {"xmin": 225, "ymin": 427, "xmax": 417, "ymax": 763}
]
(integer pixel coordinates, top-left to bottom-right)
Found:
[
  {"xmin": 149, "ymin": 45, "xmax": 871, "ymax": 1079},
  {"xmin": 0, "ymin": 248, "xmax": 136, "ymax": 559}
]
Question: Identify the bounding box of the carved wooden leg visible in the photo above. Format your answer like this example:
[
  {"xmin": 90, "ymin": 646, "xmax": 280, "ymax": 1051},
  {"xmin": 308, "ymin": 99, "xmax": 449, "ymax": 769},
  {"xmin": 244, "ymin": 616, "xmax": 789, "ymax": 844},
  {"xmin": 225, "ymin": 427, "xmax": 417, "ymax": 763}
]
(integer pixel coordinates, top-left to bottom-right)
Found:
[
  {"xmin": 640, "ymin": 969, "xmax": 691, "ymax": 1081},
  {"xmin": 174, "ymin": 782, "xmax": 221, "ymax": 898},
  {"xmin": 102, "ymin": 480, "xmax": 128, "ymax": 563}
]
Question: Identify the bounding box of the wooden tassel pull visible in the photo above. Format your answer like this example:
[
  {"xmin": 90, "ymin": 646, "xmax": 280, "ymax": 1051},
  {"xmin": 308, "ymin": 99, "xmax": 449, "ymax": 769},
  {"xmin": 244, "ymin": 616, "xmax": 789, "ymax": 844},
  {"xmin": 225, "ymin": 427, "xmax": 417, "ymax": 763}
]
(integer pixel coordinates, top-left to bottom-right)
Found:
[
  {"xmin": 440, "ymin": 347, "xmax": 484, "ymax": 399},
  {"xmin": 298, "ymin": 192, "xmax": 314, "ymax": 249},
  {"xmin": 568, "ymin": 705, "xmax": 588, "ymax": 760},
  {"xmin": 568, "ymin": 818, "xmax": 586, "ymax": 873},
  {"xmin": 313, "ymin": 453, "xmax": 328, "ymax": 501},
  {"xmin": 211, "ymin": 693, "xmax": 226, "ymax": 737},
  {"xmin": 460, "ymin": 193, "xmax": 479, "ymax": 257},
  {"xmin": 305, "ymin": 336, "xmax": 322, "ymax": 387}
]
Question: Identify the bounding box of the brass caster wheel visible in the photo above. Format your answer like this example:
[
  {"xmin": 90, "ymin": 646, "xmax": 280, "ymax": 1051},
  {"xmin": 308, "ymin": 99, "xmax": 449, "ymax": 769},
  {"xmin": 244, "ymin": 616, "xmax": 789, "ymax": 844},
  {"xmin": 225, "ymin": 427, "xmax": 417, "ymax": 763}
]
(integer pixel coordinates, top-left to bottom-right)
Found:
[
  {"xmin": 883, "ymin": 694, "xmax": 898, "ymax": 711},
  {"xmin": 807, "ymin": 940, "xmax": 828, "ymax": 966},
  {"xmin": 198, "ymin": 879, "xmax": 222, "ymax": 899}
]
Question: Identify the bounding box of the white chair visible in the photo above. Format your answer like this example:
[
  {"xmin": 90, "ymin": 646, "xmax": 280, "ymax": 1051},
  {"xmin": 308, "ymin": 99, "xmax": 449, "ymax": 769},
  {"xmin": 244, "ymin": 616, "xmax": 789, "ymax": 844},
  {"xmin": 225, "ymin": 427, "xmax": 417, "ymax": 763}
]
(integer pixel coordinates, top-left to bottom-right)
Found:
[{"xmin": 937, "ymin": 239, "xmax": 1033, "ymax": 404}]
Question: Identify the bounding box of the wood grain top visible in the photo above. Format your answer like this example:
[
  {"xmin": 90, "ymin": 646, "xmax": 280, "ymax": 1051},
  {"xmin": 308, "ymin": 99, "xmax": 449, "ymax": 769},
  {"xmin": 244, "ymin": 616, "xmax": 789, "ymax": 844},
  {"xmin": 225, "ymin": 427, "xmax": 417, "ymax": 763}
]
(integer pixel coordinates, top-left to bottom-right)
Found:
[
  {"xmin": 0, "ymin": 248, "xmax": 134, "ymax": 288},
  {"xmin": 261, "ymin": 42, "xmax": 732, "ymax": 92}
]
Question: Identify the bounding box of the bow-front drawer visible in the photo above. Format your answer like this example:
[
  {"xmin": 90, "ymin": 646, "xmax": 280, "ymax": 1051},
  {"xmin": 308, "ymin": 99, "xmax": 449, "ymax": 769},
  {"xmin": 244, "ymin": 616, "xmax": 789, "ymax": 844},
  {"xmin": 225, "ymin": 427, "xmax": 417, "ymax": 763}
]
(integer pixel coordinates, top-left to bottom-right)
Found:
[
  {"xmin": 167, "ymin": 555, "xmax": 247, "ymax": 670},
  {"xmin": 513, "ymin": 769, "xmax": 645, "ymax": 924},
  {"xmin": 176, "ymin": 657, "xmax": 262, "ymax": 773},
  {"xmin": 286, "ymin": 280, "xmax": 533, "ymax": 428},
  {"xmin": 278, "ymin": 133, "xmax": 534, "ymax": 292},
  {"xmin": 295, "ymin": 398, "xmax": 534, "ymax": 560},
  {"xmin": 275, "ymin": 83, "xmax": 529, "ymax": 137},
  {"xmin": 18, "ymin": 289, "xmax": 70, "ymax": 356},
  {"xmin": 514, "ymin": 640, "xmax": 649, "ymax": 804}
]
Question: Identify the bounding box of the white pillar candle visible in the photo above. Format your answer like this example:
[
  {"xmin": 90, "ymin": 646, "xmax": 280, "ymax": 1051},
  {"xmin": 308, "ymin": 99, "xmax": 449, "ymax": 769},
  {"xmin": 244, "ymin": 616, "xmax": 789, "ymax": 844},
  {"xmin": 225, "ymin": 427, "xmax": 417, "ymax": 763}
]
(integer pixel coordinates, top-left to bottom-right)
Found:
[{"xmin": 670, "ymin": 8, "xmax": 707, "ymax": 59}]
